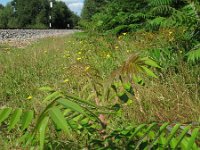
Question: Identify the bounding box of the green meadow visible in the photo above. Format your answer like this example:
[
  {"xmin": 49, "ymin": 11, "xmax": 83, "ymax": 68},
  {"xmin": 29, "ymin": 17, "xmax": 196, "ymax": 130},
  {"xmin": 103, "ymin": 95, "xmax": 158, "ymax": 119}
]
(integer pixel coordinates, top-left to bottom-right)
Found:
[{"xmin": 0, "ymin": 31, "xmax": 200, "ymax": 149}]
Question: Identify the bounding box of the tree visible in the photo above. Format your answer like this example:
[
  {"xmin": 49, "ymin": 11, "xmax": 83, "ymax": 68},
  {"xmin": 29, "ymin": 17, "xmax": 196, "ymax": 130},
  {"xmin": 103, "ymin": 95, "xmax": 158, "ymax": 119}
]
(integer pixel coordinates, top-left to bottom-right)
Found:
[
  {"xmin": 0, "ymin": 4, "xmax": 13, "ymax": 28},
  {"xmin": 81, "ymin": 0, "xmax": 107, "ymax": 21},
  {"xmin": 0, "ymin": 0, "xmax": 79, "ymax": 29},
  {"xmin": 51, "ymin": 1, "xmax": 73, "ymax": 29},
  {"xmin": 0, "ymin": 4, "xmax": 4, "ymax": 9},
  {"xmin": 11, "ymin": 0, "xmax": 48, "ymax": 28},
  {"xmin": 81, "ymin": 0, "xmax": 199, "ymax": 33}
]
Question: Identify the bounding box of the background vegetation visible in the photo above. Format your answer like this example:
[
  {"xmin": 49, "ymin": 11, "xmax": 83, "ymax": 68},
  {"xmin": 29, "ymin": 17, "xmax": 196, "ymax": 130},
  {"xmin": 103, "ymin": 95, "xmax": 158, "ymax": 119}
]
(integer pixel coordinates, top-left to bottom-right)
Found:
[
  {"xmin": 0, "ymin": 0, "xmax": 79, "ymax": 29},
  {"xmin": 0, "ymin": 0, "xmax": 200, "ymax": 149}
]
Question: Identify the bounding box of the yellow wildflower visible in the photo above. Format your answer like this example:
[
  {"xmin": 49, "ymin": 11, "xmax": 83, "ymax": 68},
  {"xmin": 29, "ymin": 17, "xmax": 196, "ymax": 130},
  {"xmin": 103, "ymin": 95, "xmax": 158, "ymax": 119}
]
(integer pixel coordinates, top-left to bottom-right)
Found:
[
  {"xmin": 169, "ymin": 31, "xmax": 173, "ymax": 35},
  {"xmin": 118, "ymin": 36, "xmax": 122, "ymax": 40},
  {"xmin": 64, "ymin": 54, "xmax": 70, "ymax": 58},
  {"xmin": 85, "ymin": 66, "xmax": 90, "ymax": 71},
  {"xmin": 106, "ymin": 54, "xmax": 111, "ymax": 58},
  {"xmin": 77, "ymin": 57, "xmax": 82, "ymax": 61},
  {"xmin": 123, "ymin": 32, "xmax": 127, "ymax": 36},
  {"xmin": 115, "ymin": 46, "xmax": 119, "ymax": 49},
  {"xmin": 78, "ymin": 51, "xmax": 82, "ymax": 55},
  {"xmin": 27, "ymin": 96, "xmax": 32, "ymax": 100},
  {"xmin": 63, "ymin": 79, "xmax": 69, "ymax": 83}
]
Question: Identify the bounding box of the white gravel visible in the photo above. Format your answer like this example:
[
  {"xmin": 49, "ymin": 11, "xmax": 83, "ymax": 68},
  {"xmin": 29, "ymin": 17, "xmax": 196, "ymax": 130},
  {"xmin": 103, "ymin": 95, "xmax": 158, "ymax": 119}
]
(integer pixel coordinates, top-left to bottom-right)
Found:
[
  {"xmin": 0, "ymin": 29, "xmax": 77, "ymax": 41},
  {"xmin": 0, "ymin": 29, "xmax": 78, "ymax": 47}
]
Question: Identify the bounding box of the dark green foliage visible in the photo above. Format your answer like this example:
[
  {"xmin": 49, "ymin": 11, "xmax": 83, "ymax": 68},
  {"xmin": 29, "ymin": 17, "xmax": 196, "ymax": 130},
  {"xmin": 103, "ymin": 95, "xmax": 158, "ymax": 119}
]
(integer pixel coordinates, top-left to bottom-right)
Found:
[
  {"xmin": 87, "ymin": 0, "xmax": 148, "ymax": 32},
  {"xmin": 0, "ymin": 4, "xmax": 13, "ymax": 28},
  {"xmin": 186, "ymin": 44, "xmax": 200, "ymax": 63},
  {"xmin": 81, "ymin": 0, "xmax": 107, "ymax": 21},
  {"xmin": 89, "ymin": 123, "xmax": 200, "ymax": 149},
  {"xmin": 81, "ymin": 0, "xmax": 200, "ymax": 62},
  {"xmin": 0, "ymin": 4, "xmax": 4, "ymax": 9},
  {"xmin": 11, "ymin": 0, "xmax": 43, "ymax": 27},
  {"xmin": 0, "ymin": 0, "xmax": 79, "ymax": 29},
  {"xmin": 51, "ymin": 1, "xmax": 73, "ymax": 29},
  {"xmin": 85, "ymin": 0, "xmax": 199, "ymax": 32}
]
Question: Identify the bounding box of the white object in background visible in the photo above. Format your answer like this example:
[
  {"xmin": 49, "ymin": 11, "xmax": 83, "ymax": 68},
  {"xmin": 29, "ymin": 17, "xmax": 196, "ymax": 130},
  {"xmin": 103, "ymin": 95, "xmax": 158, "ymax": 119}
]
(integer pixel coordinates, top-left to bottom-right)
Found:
[
  {"xmin": 49, "ymin": 23, "xmax": 52, "ymax": 28},
  {"xmin": 50, "ymin": 2, "xmax": 53, "ymax": 8}
]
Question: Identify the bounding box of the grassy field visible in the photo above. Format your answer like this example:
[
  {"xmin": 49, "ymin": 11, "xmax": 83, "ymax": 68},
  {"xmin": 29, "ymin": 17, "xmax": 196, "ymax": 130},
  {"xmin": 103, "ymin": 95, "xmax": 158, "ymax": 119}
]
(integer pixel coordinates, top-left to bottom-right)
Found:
[
  {"xmin": 1, "ymin": 32, "xmax": 199, "ymax": 122},
  {"xmin": 0, "ymin": 32, "xmax": 200, "ymax": 149}
]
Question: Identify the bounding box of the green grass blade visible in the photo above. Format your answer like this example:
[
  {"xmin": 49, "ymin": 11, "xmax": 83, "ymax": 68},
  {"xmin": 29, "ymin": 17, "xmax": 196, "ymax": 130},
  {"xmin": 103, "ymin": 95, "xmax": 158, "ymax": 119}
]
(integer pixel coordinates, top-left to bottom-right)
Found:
[
  {"xmin": 0, "ymin": 108, "xmax": 12, "ymax": 124},
  {"xmin": 57, "ymin": 98, "xmax": 86, "ymax": 115},
  {"xmin": 163, "ymin": 123, "xmax": 181, "ymax": 148},
  {"xmin": 39, "ymin": 117, "xmax": 49, "ymax": 150},
  {"xmin": 8, "ymin": 108, "xmax": 23, "ymax": 131},
  {"xmin": 49, "ymin": 106, "xmax": 70, "ymax": 133},
  {"xmin": 21, "ymin": 110, "xmax": 34, "ymax": 130},
  {"xmin": 186, "ymin": 128, "xmax": 199, "ymax": 150},
  {"xmin": 174, "ymin": 125, "xmax": 191, "ymax": 150}
]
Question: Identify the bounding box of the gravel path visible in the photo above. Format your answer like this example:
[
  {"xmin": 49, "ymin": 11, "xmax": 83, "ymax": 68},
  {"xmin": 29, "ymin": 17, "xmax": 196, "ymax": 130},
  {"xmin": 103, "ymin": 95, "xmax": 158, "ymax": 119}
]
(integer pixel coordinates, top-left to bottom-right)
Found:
[{"xmin": 0, "ymin": 29, "xmax": 78, "ymax": 47}]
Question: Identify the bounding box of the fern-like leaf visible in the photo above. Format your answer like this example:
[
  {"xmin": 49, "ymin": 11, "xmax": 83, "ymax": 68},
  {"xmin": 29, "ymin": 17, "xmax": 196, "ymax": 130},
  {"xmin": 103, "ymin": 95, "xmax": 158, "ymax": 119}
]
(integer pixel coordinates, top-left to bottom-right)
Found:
[{"xmin": 186, "ymin": 44, "xmax": 200, "ymax": 63}]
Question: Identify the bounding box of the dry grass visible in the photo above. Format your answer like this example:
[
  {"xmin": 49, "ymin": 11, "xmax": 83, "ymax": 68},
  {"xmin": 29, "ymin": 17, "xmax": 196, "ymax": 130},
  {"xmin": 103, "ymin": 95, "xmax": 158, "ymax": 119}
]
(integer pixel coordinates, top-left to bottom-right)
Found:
[
  {"xmin": 123, "ymin": 64, "xmax": 200, "ymax": 123},
  {"xmin": 0, "ymin": 31, "xmax": 199, "ymax": 125}
]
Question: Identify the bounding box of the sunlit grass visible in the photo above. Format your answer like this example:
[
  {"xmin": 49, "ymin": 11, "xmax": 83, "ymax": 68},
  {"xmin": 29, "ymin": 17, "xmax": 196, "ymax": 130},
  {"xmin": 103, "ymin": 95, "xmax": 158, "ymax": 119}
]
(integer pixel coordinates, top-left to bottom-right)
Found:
[{"xmin": 0, "ymin": 31, "xmax": 199, "ymax": 124}]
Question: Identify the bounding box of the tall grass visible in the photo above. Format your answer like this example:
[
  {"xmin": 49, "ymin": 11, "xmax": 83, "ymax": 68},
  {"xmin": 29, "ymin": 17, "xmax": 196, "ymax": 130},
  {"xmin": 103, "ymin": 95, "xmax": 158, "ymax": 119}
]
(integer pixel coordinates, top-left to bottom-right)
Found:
[
  {"xmin": 0, "ymin": 37, "xmax": 71, "ymax": 108},
  {"xmin": 1, "ymin": 31, "xmax": 199, "ymax": 121},
  {"xmin": 0, "ymin": 31, "xmax": 199, "ymax": 148}
]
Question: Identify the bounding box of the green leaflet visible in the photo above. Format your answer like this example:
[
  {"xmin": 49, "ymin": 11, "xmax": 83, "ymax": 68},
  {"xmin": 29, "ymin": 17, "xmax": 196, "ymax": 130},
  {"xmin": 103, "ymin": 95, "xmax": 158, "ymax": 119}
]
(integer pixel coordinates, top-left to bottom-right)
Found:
[
  {"xmin": 49, "ymin": 106, "xmax": 70, "ymax": 133},
  {"xmin": 65, "ymin": 93, "xmax": 97, "ymax": 108},
  {"xmin": 39, "ymin": 86, "xmax": 54, "ymax": 92},
  {"xmin": 174, "ymin": 126, "xmax": 191, "ymax": 149},
  {"xmin": 141, "ymin": 66, "xmax": 158, "ymax": 78},
  {"xmin": 148, "ymin": 122, "xmax": 169, "ymax": 149},
  {"xmin": 142, "ymin": 57, "xmax": 161, "ymax": 68},
  {"xmin": 43, "ymin": 91, "xmax": 63, "ymax": 103},
  {"xmin": 57, "ymin": 98, "xmax": 86, "ymax": 115},
  {"xmin": 17, "ymin": 131, "xmax": 31, "ymax": 144},
  {"xmin": 164, "ymin": 123, "xmax": 181, "ymax": 148},
  {"xmin": 187, "ymin": 47, "xmax": 200, "ymax": 63},
  {"xmin": 8, "ymin": 108, "xmax": 23, "ymax": 131},
  {"xmin": 135, "ymin": 123, "xmax": 157, "ymax": 149},
  {"xmin": 0, "ymin": 108, "xmax": 12, "ymax": 124},
  {"xmin": 39, "ymin": 117, "xmax": 49, "ymax": 150},
  {"xmin": 21, "ymin": 110, "xmax": 34, "ymax": 130},
  {"xmin": 128, "ymin": 124, "xmax": 146, "ymax": 144},
  {"xmin": 150, "ymin": 0, "xmax": 173, "ymax": 6},
  {"xmin": 186, "ymin": 128, "xmax": 199, "ymax": 150}
]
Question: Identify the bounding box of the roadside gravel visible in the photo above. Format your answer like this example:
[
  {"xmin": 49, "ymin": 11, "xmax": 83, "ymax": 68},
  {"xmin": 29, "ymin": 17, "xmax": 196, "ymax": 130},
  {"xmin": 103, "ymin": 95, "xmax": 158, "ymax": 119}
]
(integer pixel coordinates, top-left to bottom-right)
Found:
[{"xmin": 0, "ymin": 29, "xmax": 78, "ymax": 47}]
